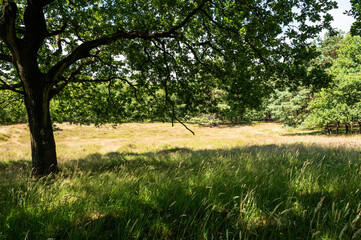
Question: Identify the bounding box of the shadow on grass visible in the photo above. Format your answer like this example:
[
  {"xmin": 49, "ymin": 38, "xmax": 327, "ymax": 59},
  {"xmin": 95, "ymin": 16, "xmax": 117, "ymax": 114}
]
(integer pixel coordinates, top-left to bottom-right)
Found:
[
  {"xmin": 196, "ymin": 121, "xmax": 254, "ymax": 128},
  {"xmin": 1, "ymin": 143, "xmax": 361, "ymax": 239},
  {"xmin": 0, "ymin": 159, "xmax": 31, "ymax": 171},
  {"xmin": 281, "ymin": 130, "xmax": 326, "ymax": 136},
  {"xmin": 283, "ymin": 129, "xmax": 361, "ymax": 136}
]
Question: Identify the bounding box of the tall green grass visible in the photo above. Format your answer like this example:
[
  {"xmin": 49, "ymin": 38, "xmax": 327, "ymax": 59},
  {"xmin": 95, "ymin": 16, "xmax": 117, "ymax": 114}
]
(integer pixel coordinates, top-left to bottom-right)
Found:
[{"xmin": 1, "ymin": 144, "xmax": 361, "ymax": 239}]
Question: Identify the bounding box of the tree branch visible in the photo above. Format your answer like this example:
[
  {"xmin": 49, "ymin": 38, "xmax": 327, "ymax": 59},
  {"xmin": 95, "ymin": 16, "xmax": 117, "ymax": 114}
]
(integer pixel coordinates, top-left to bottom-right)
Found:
[
  {"xmin": 47, "ymin": 0, "xmax": 210, "ymax": 81},
  {"xmin": 50, "ymin": 59, "xmax": 95, "ymax": 98},
  {"xmin": 76, "ymin": 76, "xmax": 142, "ymax": 102},
  {"xmin": 198, "ymin": 41, "xmax": 225, "ymax": 57},
  {"xmin": 0, "ymin": 2, "xmax": 19, "ymax": 49},
  {"xmin": 40, "ymin": 0, "xmax": 56, "ymax": 7},
  {"xmin": 169, "ymin": 0, "xmax": 210, "ymax": 33},
  {"xmin": 200, "ymin": 8, "xmax": 270, "ymax": 68},
  {"xmin": 244, "ymin": 37, "xmax": 270, "ymax": 68},
  {"xmin": 0, "ymin": 78, "xmax": 23, "ymax": 94},
  {"xmin": 182, "ymin": 40, "xmax": 214, "ymax": 71},
  {"xmin": 74, "ymin": 77, "xmax": 118, "ymax": 83},
  {"xmin": 174, "ymin": 115, "xmax": 195, "ymax": 135},
  {"xmin": 47, "ymin": 22, "xmax": 67, "ymax": 37},
  {"xmin": 23, "ymin": 1, "xmax": 49, "ymax": 50}
]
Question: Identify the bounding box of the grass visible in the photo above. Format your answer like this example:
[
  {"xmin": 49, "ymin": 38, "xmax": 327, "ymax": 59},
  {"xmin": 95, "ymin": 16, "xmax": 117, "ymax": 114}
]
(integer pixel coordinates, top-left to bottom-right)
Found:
[{"xmin": 1, "ymin": 122, "xmax": 361, "ymax": 239}]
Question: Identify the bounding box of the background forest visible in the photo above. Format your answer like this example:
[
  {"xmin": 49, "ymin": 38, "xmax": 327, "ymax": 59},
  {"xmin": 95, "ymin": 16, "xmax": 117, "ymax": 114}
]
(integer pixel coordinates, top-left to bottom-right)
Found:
[{"xmin": 1, "ymin": 32, "xmax": 360, "ymax": 134}]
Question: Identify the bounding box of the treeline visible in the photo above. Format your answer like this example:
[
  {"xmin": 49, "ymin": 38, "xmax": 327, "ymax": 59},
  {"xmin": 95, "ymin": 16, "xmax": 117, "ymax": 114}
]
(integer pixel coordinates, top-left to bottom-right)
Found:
[
  {"xmin": 268, "ymin": 33, "xmax": 361, "ymax": 134},
  {"xmin": 189, "ymin": 32, "xmax": 361, "ymax": 134},
  {"xmin": 1, "ymin": 33, "xmax": 360, "ymax": 134}
]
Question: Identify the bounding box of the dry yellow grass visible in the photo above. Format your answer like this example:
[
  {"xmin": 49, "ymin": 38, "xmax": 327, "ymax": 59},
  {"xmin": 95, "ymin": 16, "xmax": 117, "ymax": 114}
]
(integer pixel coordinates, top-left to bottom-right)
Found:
[
  {"xmin": 1, "ymin": 122, "xmax": 360, "ymax": 163},
  {"xmin": 2, "ymin": 122, "xmax": 361, "ymax": 239}
]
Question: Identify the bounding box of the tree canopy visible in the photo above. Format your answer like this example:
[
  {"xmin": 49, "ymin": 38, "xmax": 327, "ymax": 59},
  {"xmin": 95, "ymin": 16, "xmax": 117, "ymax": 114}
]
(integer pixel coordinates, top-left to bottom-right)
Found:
[
  {"xmin": 305, "ymin": 34, "xmax": 361, "ymax": 133},
  {"xmin": 350, "ymin": 0, "xmax": 361, "ymax": 35},
  {"xmin": 0, "ymin": 0, "xmax": 337, "ymax": 174}
]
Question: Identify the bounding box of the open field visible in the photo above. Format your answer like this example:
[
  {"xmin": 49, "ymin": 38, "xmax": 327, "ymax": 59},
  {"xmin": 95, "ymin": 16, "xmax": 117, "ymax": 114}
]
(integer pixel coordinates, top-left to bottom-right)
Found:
[{"xmin": 1, "ymin": 122, "xmax": 361, "ymax": 239}]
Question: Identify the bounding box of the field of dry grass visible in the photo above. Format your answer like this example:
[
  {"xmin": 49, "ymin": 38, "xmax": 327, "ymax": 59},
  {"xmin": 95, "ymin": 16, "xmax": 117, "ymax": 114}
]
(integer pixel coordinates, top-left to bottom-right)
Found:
[
  {"xmin": 2, "ymin": 122, "xmax": 361, "ymax": 239},
  {"xmin": 1, "ymin": 122, "xmax": 360, "ymax": 163}
]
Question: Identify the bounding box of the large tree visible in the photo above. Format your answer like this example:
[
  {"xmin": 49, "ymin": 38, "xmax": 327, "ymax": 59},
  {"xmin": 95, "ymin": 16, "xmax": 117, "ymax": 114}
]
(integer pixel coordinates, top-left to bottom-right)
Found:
[
  {"xmin": 305, "ymin": 34, "xmax": 361, "ymax": 133},
  {"xmin": 0, "ymin": 0, "xmax": 336, "ymax": 175}
]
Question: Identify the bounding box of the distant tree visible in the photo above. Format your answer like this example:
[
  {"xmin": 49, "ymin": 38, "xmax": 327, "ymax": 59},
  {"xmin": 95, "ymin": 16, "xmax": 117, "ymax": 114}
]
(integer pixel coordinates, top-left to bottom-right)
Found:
[
  {"xmin": 267, "ymin": 86, "xmax": 311, "ymax": 126},
  {"xmin": 262, "ymin": 33, "xmax": 343, "ymax": 127},
  {"xmin": 305, "ymin": 34, "xmax": 361, "ymax": 133},
  {"xmin": 306, "ymin": 32, "xmax": 344, "ymax": 87},
  {"xmin": 0, "ymin": 0, "xmax": 336, "ymax": 175}
]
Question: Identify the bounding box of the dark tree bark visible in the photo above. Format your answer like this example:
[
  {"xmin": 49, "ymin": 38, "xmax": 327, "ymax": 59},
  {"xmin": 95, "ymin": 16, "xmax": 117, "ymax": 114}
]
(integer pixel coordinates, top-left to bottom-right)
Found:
[
  {"xmin": 23, "ymin": 76, "xmax": 57, "ymax": 175},
  {"xmin": 15, "ymin": 49, "xmax": 58, "ymax": 175},
  {"xmin": 345, "ymin": 123, "xmax": 350, "ymax": 134},
  {"xmin": 25, "ymin": 95, "xmax": 57, "ymax": 175},
  {"xmin": 326, "ymin": 124, "xmax": 332, "ymax": 135},
  {"xmin": 336, "ymin": 121, "xmax": 340, "ymax": 134}
]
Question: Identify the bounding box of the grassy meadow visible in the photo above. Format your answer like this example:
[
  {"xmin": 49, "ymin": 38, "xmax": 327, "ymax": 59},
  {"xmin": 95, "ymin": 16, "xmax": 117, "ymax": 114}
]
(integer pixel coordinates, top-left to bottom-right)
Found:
[{"xmin": 1, "ymin": 122, "xmax": 361, "ymax": 239}]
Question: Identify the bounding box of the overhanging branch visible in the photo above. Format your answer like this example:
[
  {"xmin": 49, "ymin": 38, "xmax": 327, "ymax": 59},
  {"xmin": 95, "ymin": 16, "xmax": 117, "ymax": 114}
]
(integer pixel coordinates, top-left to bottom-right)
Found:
[
  {"xmin": 169, "ymin": 0, "xmax": 210, "ymax": 33},
  {"xmin": 0, "ymin": 78, "xmax": 23, "ymax": 94},
  {"xmin": 47, "ymin": 22, "xmax": 67, "ymax": 37},
  {"xmin": 50, "ymin": 59, "xmax": 96, "ymax": 98},
  {"xmin": 40, "ymin": 0, "xmax": 56, "ymax": 7},
  {"xmin": 47, "ymin": 0, "xmax": 210, "ymax": 82},
  {"xmin": 200, "ymin": 8, "xmax": 270, "ymax": 69}
]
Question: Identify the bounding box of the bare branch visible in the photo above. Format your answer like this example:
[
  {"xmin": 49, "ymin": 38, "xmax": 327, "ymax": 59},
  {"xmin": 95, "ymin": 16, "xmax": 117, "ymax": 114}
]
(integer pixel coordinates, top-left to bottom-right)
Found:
[{"xmin": 174, "ymin": 115, "xmax": 195, "ymax": 135}]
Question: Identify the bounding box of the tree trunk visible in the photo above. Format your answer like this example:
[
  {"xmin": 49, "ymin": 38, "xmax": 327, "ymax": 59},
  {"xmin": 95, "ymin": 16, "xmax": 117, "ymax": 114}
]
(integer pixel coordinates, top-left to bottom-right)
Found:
[
  {"xmin": 326, "ymin": 124, "xmax": 332, "ymax": 135},
  {"xmin": 23, "ymin": 79, "xmax": 58, "ymax": 175},
  {"xmin": 345, "ymin": 123, "xmax": 349, "ymax": 135},
  {"xmin": 336, "ymin": 122, "xmax": 340, "ymax": 134}
]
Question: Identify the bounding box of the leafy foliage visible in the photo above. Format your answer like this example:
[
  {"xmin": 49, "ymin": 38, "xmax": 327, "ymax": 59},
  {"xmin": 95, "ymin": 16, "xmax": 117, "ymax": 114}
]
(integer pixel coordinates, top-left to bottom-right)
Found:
[
  {"xmin": 267, "ymin": 86, "xmax": 311, "ymax": 126},
  {"xmin": 256, "ymin": 33, "xmax": 343, "ymax": 127},
  {"xmin": 0, "ymin": 90, "xmax": 26, "ymax": 124},
  {"xmin": 304, "ymin": 34, "xmax": 361, "ymax": 133},
  {"xmin": 349, "ymin": 0, "xmax": 361, "ymax": 36},
  {"xmin": 0, "ymin": 0, "xmax": 337, "ymax": 123}
]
